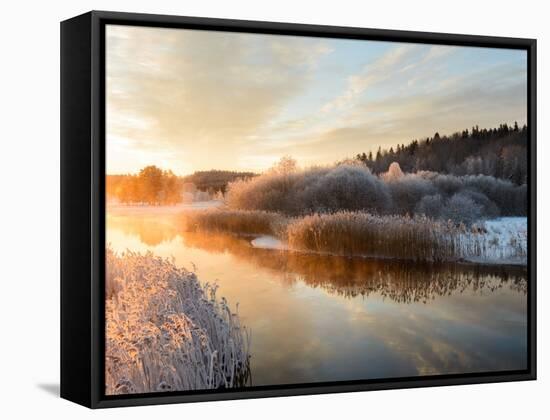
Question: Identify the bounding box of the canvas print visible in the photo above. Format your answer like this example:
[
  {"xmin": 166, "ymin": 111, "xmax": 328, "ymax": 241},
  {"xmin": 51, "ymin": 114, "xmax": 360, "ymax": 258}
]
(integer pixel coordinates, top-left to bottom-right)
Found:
[{"xmin": 105, "ymin": 24, "xmax": 528, "ymax": 395}]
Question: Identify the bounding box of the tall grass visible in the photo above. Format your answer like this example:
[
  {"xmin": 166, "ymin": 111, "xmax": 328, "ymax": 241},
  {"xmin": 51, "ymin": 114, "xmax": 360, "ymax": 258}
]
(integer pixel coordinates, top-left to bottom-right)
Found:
[
  {"xmin": 179, "ymin": 209, "xmax": 288, "ymax": 236},
  {"xmin": 105, "ymin": 248, "xmax": 250, "ymax": 395},
  {"xmin": 178, "ymin": 209, "xmax": 527, "ymax": 264},
  {"xmin": 286, "ymin": 212, "xmax": 526, "ymax": 263},
  {"xmin": 285, "ymin": 212, "xmax": 461, "ymax": 262}
]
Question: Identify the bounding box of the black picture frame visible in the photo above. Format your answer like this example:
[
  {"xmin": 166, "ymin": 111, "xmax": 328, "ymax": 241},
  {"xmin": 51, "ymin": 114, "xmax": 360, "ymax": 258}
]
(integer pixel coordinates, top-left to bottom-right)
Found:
[{"xmin": 60, "ymin": 10, "xmax": 537, "ymax": 409}]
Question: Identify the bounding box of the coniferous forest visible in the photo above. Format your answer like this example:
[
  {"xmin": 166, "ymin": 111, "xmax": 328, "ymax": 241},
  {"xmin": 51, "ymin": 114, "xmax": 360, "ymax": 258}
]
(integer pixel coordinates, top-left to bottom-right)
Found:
[{"xmin": 356, "ymin": 122, "xmax": 527, "ymax": 184}]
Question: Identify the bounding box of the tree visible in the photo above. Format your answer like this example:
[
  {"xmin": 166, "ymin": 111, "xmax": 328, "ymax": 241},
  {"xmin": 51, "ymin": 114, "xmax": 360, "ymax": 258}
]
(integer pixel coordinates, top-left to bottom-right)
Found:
[
  {"xmin": 442, "ymin": 193, "xmax": 483, "ymax": 225},
  {"xmin": 139, "ymin": 165, "xmax": 164, "ymax": 205},
  {"xmin": 163, "ymin": 170, "xmax": 182, "ymax": 204},
  {"xmin": 375, "ymin": 147, "xmax": 382, "ymax": 162},
  {"xmin": 351, "ymin": 123, "xmax": 527, "ymax": 183},
  {"xmin": 384, "ymin": 162, "xmax": 404, "ymax": 181},
  {"xmin": 415, "ymin": 194, "xmax": 444, "ymax": 219},
  {"xmin": 270, "ymin": 156, "xmax": 297, "ymax": 175},
  {"xmin": 409, "ymin": 140, "xmax": 418, "ymax": 155},
  {"xmin": 118, "ymin": 175, "xmax": 140, "ymax": 204}
]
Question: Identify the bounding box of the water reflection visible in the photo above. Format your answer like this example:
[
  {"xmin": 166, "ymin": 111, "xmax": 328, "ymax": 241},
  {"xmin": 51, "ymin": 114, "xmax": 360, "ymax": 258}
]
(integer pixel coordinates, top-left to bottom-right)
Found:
[
  {"xmin": 108, "ymin": 213, "xmax": 526, "ymax": 302},
  {"xmin": 107, "ymin": 212, "xmax": 528, "ymax": 385}
]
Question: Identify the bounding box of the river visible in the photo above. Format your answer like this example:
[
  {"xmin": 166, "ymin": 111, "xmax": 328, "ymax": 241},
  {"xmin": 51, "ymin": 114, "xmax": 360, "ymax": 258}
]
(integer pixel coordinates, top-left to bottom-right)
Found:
[{"xmin": 107, "ymin": 208, "xmax": 528, "ymax": 386}]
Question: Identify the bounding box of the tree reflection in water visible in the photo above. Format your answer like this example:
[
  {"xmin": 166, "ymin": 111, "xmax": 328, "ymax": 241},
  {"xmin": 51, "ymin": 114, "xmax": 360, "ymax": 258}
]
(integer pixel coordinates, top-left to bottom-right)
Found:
[{"xmin": 107, "ymin": 213, "xmax": 527, "ymax": 304}]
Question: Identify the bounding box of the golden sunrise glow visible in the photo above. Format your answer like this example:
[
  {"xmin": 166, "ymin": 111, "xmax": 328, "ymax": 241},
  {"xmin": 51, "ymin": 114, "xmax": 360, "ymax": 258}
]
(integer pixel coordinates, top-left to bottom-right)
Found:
[{"xmin": 106, "ymin": 25, "xmax": 527, "ymax": 175}]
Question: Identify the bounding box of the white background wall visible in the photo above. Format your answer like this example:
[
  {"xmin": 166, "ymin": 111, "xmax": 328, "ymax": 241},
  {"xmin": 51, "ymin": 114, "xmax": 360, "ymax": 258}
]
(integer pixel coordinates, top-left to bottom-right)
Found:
[{"xmin": 0, "ymin": 0, "xmax": 547, "ymax": 417}]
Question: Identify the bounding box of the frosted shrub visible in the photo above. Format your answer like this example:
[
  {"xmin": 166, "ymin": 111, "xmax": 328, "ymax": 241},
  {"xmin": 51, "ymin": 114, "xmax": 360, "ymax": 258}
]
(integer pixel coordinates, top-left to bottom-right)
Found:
[
  {"xmin": 382, "ymin": 161, "xmax": 405, "ymax": 181},
  {"xmin": 386, "ymin": 174, "xmax": 436, "ymax": 215},
  {"xmin": 462, "ymin": 175, "xmax": 526, "ymax": 216},
  {"xmin": 415, "ymin": 194, "xmax": 444, "ymax": 219},
  {"xmin": 414, "ymin": 190, "xmax": 499, "ymax": 223},
  {"xmin": 431, "ymin": 173, "xmax": 465, "ymax": 196},
  {"xmin": 226, "ymin": 164, "xmax": 391, "ymax": 216},
  {"xmin": 455, "ymin": 190, "xmax": 500, "ymax": 219},
  {"xmin": 225, "ymin": 174, "xmax": 292, "ymax": 212},
  {"xmin": 441, "ymin": 194, "xmax": 484, "ymax": 225},
  {"xmin": 226, "ymin": 160, "xmax": 525, "ymax": 221},
  {"xmin": 295, "ymin": 165, "xmax": 392, "ymax": 214},
  {"xmin": 105, "ymin": 248, "xmax": 250, "ymax": 394}
]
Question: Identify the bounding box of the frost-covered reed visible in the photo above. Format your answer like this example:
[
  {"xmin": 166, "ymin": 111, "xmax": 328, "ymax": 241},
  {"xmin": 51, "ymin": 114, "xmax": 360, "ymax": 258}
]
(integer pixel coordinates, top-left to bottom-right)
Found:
[
  {"xmin": 286, "ymin": 212, "xmax": 527, "ymax": 263},
  {"xmin": 178, "ymin": 210, "xmax": 527, "ymax": 264},
  {"xmin": 180, "ymin": 209, "xmax": 288, "ymax": 236},
  {"xmin": 105, "ymin": 249, "xmax": 250, "ymax": 395},
  {"xmin": 285, "ymin": 212, "xmax": 461, "ymax": 261}
]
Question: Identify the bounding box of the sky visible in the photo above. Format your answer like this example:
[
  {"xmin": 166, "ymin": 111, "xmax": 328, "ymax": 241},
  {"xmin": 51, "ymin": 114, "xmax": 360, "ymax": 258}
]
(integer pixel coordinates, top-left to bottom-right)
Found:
[{"xmin": 106, "ymin": 24, "xmax": 527, "ymax": 175}]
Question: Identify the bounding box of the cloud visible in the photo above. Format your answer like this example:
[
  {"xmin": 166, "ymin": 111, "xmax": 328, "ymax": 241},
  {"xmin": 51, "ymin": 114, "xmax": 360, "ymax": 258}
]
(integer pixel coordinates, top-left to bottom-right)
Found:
[
  {"xmin": 106, "ymin": 26, "xmax": 527, "ymax": 174},
  {"xmin": 321, "ymin": 44, "xmax": 421, "ymax": 113},
  {"xmin": 271, "ymin": 46, "xmax": 527, "ymax": 163},
  {"xmin": 107, "ymin": 25, "xmax": 331, "ymax": 174},
  {"xmin": 283, "ymin": 79, "xmax": 526, "ymax": 163}
]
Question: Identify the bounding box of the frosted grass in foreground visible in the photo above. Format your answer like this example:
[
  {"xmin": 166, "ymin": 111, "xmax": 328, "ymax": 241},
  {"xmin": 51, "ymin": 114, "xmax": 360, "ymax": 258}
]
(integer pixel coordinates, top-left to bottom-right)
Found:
[{"xmin": 105, "ymin": 249, "xmax": 250, "ymax": 395}]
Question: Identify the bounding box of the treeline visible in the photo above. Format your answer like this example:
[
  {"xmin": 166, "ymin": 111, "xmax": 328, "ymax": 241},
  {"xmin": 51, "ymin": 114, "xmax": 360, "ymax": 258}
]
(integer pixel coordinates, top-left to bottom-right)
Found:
[
  {"xmin": 356, "ymin": 123, "xmax": 528, "ymax": 184},
  {"xmin": 226, "ymin": 159, "xmax": 526, "ymax": 225},
  {"xmin": 107, "ymin": 166, "xmax": 183, "ymax": 205},
  {"xmin": 181, "ymin": 170, "xmax": 256, "ymax": 193},
  {"xmin": 107, "ymin": 166, "xmax": 256, "ymax": 205}
]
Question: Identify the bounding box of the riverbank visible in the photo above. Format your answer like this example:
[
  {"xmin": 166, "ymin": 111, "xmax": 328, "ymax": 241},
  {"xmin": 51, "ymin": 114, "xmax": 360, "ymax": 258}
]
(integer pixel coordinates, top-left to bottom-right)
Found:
[
  {"xmin": 178, "ymin": 208, "xmax": 527, "ymax": 265},
  {"xmin": 107, "ymin": 203, "xmax": 527, "ymax": 265}
]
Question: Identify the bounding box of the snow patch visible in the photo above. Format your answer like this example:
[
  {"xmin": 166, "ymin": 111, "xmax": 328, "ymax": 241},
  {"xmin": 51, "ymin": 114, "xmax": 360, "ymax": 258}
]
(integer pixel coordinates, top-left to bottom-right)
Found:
[
  {"xmin": 251, "ymin": 235, "xmax": 288, "ymax": 250},
  {"xmin": 462, "ymin": 217, "xmax": 527, "ymax": 265}
]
